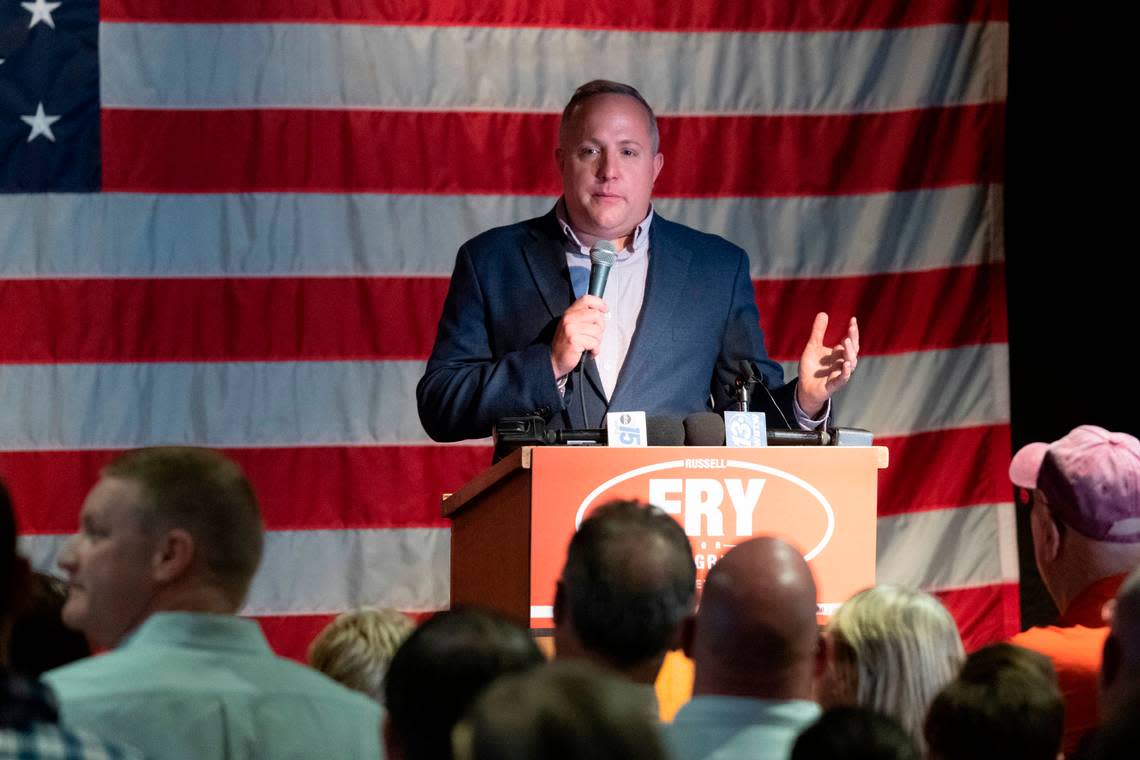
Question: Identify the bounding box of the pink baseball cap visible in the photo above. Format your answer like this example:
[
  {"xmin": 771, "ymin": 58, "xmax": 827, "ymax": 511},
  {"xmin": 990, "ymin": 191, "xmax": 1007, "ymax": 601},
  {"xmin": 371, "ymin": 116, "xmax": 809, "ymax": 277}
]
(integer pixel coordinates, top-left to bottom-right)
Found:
[{"xmin": 1009, "ymin": 425, "xmax": 1140, "ymax": 542}]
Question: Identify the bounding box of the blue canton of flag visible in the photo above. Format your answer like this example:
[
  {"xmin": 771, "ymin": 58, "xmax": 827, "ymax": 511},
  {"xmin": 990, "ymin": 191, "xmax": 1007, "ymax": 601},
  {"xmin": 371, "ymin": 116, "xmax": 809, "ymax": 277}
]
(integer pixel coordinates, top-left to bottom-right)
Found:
[{"xmin": 1, "ymin": 0, "xmax": 98, "ymax": 191}]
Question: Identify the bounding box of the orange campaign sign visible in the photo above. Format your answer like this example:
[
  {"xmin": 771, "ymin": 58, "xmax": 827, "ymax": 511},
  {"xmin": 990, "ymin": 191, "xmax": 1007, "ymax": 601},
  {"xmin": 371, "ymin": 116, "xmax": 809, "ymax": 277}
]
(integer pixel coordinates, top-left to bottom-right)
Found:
[{"xmin": 527, "ymin": 445, "xmax": 885, "ymax": 629}]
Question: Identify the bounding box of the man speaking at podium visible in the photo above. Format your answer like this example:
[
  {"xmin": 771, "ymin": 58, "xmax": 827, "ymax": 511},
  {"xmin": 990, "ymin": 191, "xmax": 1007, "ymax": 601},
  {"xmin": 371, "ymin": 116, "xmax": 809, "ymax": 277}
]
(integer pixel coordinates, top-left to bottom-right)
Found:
[{"xmin": 416, "ymin": 80, "xmax": 859, "ymax": 446}]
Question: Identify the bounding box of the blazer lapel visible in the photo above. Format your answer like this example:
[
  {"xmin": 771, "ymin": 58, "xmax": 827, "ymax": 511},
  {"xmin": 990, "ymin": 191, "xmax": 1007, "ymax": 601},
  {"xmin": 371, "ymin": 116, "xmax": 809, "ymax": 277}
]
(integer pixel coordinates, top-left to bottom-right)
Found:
[
  {"xmin": 523, "ymin": 212, "xmax": 608, "ymax": 417},
  {"xmin": 523, "ymin": 212, "xmax": 575, "ymax": 319}
]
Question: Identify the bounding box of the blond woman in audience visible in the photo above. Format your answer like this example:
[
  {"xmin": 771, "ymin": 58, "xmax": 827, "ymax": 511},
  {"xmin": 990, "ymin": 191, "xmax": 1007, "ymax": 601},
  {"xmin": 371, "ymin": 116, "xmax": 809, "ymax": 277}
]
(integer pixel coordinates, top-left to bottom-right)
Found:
[
  {"xmin": 308, "ymin": 607, "xmax": 415, "ymax": 703},
  {"xmin": 817, "ymin": 585, "xmax": 964, "ymax": 748}
]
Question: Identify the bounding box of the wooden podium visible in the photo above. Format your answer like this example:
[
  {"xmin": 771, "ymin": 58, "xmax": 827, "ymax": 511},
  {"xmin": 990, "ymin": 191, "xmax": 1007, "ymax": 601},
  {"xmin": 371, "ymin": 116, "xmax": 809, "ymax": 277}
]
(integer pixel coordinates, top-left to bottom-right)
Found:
[
  {"xmin": 442, "ymin": 444, "xmax": 888, "ymax": 719},
  {"xmin": 442, "ymin": 444, "xmax": 889, "ymax": 631}
]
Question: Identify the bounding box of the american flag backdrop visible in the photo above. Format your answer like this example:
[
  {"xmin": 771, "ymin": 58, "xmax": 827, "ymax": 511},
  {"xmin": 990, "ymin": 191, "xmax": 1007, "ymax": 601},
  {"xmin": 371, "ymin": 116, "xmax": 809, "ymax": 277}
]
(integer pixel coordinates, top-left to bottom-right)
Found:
[{"xmin": 0, "ymin": 0, "xmax": 1012, "ymax": 657}]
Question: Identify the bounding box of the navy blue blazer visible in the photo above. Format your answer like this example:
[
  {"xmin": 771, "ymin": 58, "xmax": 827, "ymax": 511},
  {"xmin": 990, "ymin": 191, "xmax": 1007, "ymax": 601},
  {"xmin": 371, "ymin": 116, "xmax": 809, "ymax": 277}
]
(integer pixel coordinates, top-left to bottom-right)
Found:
[{"xmin": 416, "ymin": 209, "xmax": 797, "ymax": 442}]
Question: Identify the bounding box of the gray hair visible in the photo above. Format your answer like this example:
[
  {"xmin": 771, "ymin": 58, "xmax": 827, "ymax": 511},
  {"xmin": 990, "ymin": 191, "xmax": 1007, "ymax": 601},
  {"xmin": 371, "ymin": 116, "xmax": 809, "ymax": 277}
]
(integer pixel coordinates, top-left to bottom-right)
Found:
[{"xmin": 826, "ymin": 585, "xmax": 965, "ymax": 747}]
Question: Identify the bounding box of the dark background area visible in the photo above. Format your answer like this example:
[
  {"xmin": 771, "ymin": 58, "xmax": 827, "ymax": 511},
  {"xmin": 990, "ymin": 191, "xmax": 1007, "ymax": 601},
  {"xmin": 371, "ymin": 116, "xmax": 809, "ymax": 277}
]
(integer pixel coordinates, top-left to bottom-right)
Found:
[{"xmin": 1007, "ymin": 10, "xmax": 1138, "ymax": 627}]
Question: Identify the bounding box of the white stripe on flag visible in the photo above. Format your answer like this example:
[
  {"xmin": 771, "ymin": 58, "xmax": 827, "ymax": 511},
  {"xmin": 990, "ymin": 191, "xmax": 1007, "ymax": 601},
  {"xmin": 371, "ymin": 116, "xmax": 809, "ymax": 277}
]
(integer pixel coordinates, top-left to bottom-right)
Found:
[
  {"xmin": 0, "ymin": 347, "xmax": 1006, "ymax": 450},
  {"xmin": 876, "ymin": 502, "xmax": 1019, "ymax": 591},
  {"xmin": 0, "ymin": 361, "xmax": 434, "ymax": 450},
  {"xmin": 0, "ymin": 186, "xmax": 999, "ymax": 278},
  {"xmin": 21, "ymin": 528, "xmax": 452, "ymax": 615},
  {"xmin": 101, "ymin": 22, "xmax": 1007, "ymax": 113}
]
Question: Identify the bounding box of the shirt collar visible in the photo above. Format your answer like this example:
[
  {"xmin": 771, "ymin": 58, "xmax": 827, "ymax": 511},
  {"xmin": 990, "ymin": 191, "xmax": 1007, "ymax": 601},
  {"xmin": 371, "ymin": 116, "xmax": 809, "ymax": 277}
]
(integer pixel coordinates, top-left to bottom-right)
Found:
[
  {"xmin": 121, "ymin": 611, "xmax": 273, "ymax": 656},
  {"xmin": 555, "ymin": 198, "xmax": 654, "ymax": 258}
]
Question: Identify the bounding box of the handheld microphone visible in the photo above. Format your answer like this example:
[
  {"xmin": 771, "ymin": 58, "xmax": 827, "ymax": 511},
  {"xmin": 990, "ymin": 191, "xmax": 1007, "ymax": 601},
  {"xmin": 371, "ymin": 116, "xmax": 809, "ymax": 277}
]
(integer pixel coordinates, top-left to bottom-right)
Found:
[
  {"xmin": 587, "ymin": 240, "xmax": 617, "ymax": 298},
  {"xmin": 578, "ymin": 240, "xmax": 618, "ymax": 427}
]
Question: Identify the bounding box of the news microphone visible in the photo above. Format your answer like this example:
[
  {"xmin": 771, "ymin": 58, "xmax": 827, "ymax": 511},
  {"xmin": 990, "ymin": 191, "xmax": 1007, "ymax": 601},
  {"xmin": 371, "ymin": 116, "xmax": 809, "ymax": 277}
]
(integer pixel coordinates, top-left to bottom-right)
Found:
[
  {"xmin": 647, "ymin": 415, "xmax": 686, "ymax": 446},
  {"xmin": 767, "ymin": 428, "xmax": 832, "ymax": 446},
  {"xmin": 683, "ymin": 412, "xmax": 726, "ymax": 446},
  {"xmin": 587, "ymin": 240, "xmax": 617, "ymax": 298},
  {"xmin": 494, "ymin": 415, "xmax": 685, "ymax": 448},
  {"xmin": 744, "ymin": 360, "xmax": 793, "ymax": 429}
]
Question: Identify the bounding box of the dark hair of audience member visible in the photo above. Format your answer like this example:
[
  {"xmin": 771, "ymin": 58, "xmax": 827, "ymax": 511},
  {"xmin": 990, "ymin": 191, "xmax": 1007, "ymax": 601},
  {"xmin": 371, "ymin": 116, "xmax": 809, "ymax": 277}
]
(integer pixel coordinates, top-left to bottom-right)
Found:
[
  {"xmin": 924, "ymin": 643, "xmax": 1064, "ymax": 760},
  {"xmin": 383, "ymin": 607, "xmax": 544, "ymax": 760},
  {"xmin": 9, "ymin": 572, "xmax": 91, "ymax": 676},
  {"xmin": 452, "ymin": 660, "xmax": 669, "ymax": 760},
  {"xmin": 792, "ymin": 706, "xmax": 920, "ymax": 760},
  {"xmin": 0, "ymin": 479, "xmax": 20, "ymax": 612},
  {"xmin": 1082, "ymin": 688, "xmax": 1140, "ymax": 760},
  {"xmin": 560, "ymin": 500, "xmax": 695, "ymax": 668}
]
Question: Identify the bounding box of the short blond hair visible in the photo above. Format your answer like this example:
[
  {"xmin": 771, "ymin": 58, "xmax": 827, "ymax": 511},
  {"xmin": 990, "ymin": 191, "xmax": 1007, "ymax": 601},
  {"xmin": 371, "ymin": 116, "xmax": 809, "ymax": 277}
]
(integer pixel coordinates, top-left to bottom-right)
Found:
[
  {"xmin": 308, "ymin": 608, "xmax": 415, "ymax": 703},
  {"xmin": 824, "ymin": 585, "xmax": 965, "ymax": 746}
]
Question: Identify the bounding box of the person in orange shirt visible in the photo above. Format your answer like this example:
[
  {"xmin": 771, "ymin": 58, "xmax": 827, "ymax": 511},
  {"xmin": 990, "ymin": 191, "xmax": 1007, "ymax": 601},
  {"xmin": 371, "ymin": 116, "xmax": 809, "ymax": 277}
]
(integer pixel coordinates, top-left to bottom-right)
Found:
[{"xmin": 1007, "ymin": 425, "xmax": 1140, "ymax": 755}]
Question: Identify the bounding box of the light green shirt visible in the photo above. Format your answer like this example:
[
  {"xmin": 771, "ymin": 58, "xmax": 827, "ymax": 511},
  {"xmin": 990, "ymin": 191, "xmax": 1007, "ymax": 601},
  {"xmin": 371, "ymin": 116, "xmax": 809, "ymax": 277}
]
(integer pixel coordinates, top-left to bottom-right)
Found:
[
  {"xmin": 44, "ymin": 612, "xmax": 383, "ymax": 760},
  {"xmin": 664, "ymin": 695, "xmax": 821, "ymax": 760}
]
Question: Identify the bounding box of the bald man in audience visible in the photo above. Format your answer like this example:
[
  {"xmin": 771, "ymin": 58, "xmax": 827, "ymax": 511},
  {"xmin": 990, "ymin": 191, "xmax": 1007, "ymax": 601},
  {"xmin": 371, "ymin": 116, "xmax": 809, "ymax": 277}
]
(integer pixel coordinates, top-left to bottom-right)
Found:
[
  {"xmin": 1100, "ymin": 563, "xmax": 1140, "ymax": 722},
  {"xmin": 664, "ymin": 536, "xmax": 823, "ymax": 760},
  {"xmin": 553, "ymin": 500, "xmax": 696, "ymax": 709},
  {"xmin": 44, "ymin": 447, "xmax": 383, "ymax": 759},
  {"xmin": 1007, "ymin": 425, "xmax": 1140, "ymax": 753}
]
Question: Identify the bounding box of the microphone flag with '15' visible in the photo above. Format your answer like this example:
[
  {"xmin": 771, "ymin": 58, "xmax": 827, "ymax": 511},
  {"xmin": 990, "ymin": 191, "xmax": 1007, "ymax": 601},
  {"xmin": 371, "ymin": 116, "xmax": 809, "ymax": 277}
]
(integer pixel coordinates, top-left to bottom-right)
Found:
[
  {"xmin": 606, "ymin": 411, "xmax": 647, "ymax": 447},
  {"xmin": 725, "ymin": 410, "xmax": 767, "ymax": 447}
]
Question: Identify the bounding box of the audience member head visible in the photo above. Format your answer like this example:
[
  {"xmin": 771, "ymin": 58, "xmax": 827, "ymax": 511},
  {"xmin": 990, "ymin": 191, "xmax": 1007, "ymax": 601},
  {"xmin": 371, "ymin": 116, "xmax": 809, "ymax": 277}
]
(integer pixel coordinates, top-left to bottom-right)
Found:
[
  {"xmin": 452, "ymin": 660, "xmax": 668, "ymax": 760},
  {"xmin": 308, "ymin": 607, "xmax": 415, "ymax": 704},
  {"xmin": 383, "ymin": 607, "xmax": 544, "ymax": 760},
  {"xmin": 1100, "ymin": 562, "xmax": 1140, "ymax": 720},
  {"xmin": 819, "ymin": 585, "xmax": 964, "ymax": 746},
  {"xmin": 9, "ymin": 572, "xmax": 90, "ymax": 676},
  {"xmin": 554, "ymin": 499, "xmax": 695, "ymax": 684},
  {"xmin": 924, "ymin": 643, "xmax": 1064, "ymax": 760},
  {"xmin": 1084, "ymin": 688, "xmax": 1140, "ymax": 760},
  {"xmin": 0, "ymin": 478, "xmax": 32, "ymax": 663},
  {"xmin": 791, "ymin": 706, "xmax": 921, "ymax": 760},
  {"xmin": 57, "ymin": 446, "xmax": 263, "ymax": 649},
  {"xmin": 1009, "ymin": 425, "xmax": 1140, "ymax": 614},
  {"xmin": 683, "ymin": 536, "xmax": 821, "ymax": 700}
]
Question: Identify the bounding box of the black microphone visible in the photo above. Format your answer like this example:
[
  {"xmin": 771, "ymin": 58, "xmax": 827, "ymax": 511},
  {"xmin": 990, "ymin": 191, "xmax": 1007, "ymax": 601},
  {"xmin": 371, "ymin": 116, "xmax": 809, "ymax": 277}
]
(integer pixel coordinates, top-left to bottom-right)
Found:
[
  {"xmin": 767, "ymin": 428, "xmax": 832, "ymax": 446},
  {"xmin": 587, "ymin": 240, "xmax": 617, "ymax": 297},
  {"xmin": 495, "ymin": 415, "xmax": 685, "ymax": 447},
  {"xmin": 683, "ymin": 412, "xmax": 726, "ymax": 446},
  {"xmin": 744, "ymin": 360, "xmax": 793, "ymax": 429},
  {"xmin": 647, "ymin": 415, "xmax": 686, "ymax": 446}
]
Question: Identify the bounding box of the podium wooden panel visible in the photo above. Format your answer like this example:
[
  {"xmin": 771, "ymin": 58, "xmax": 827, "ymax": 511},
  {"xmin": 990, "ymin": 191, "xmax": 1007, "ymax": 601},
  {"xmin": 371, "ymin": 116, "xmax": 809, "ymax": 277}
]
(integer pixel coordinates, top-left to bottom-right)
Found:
[{"xmin": 443, "ymin": 445, "xmax": 888, "ymax": 631}]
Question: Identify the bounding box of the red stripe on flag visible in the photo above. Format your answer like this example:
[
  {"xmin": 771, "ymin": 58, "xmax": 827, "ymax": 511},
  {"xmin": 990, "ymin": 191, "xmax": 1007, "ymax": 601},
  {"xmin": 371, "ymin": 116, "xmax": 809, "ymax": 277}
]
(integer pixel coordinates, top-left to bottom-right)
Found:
[
  {"xmin": 102, "ymin": 105, "xmax": 1004, "ymax": 196},
  {"xmin": 0, "ymin": 266, "xmax": 1003, "ymax": 363},
  {"xmin": 3, "ymin": 445, "xmax": 493, "ymax": 534},
  {"xmin": 0, "ymin": 277, "xmax": 450, "ymax": 363},
  {"xmin": 101, "ymin": 0, "xmax": 1008, "ymax": 29},
  {"xmin": 254, "ymin": 611, "xmax": 435, "ymax": 664},
  {"xmin": 757, "ymin": 263, "xmax": 1008, "ymax": 361},
  {"xmin": 935, "ymin": 582, "xmax": 1020, "ymax": 650},
  {"xmin": 877, "ymin": 425, "xmax": 1013, "ymax": 518}
]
